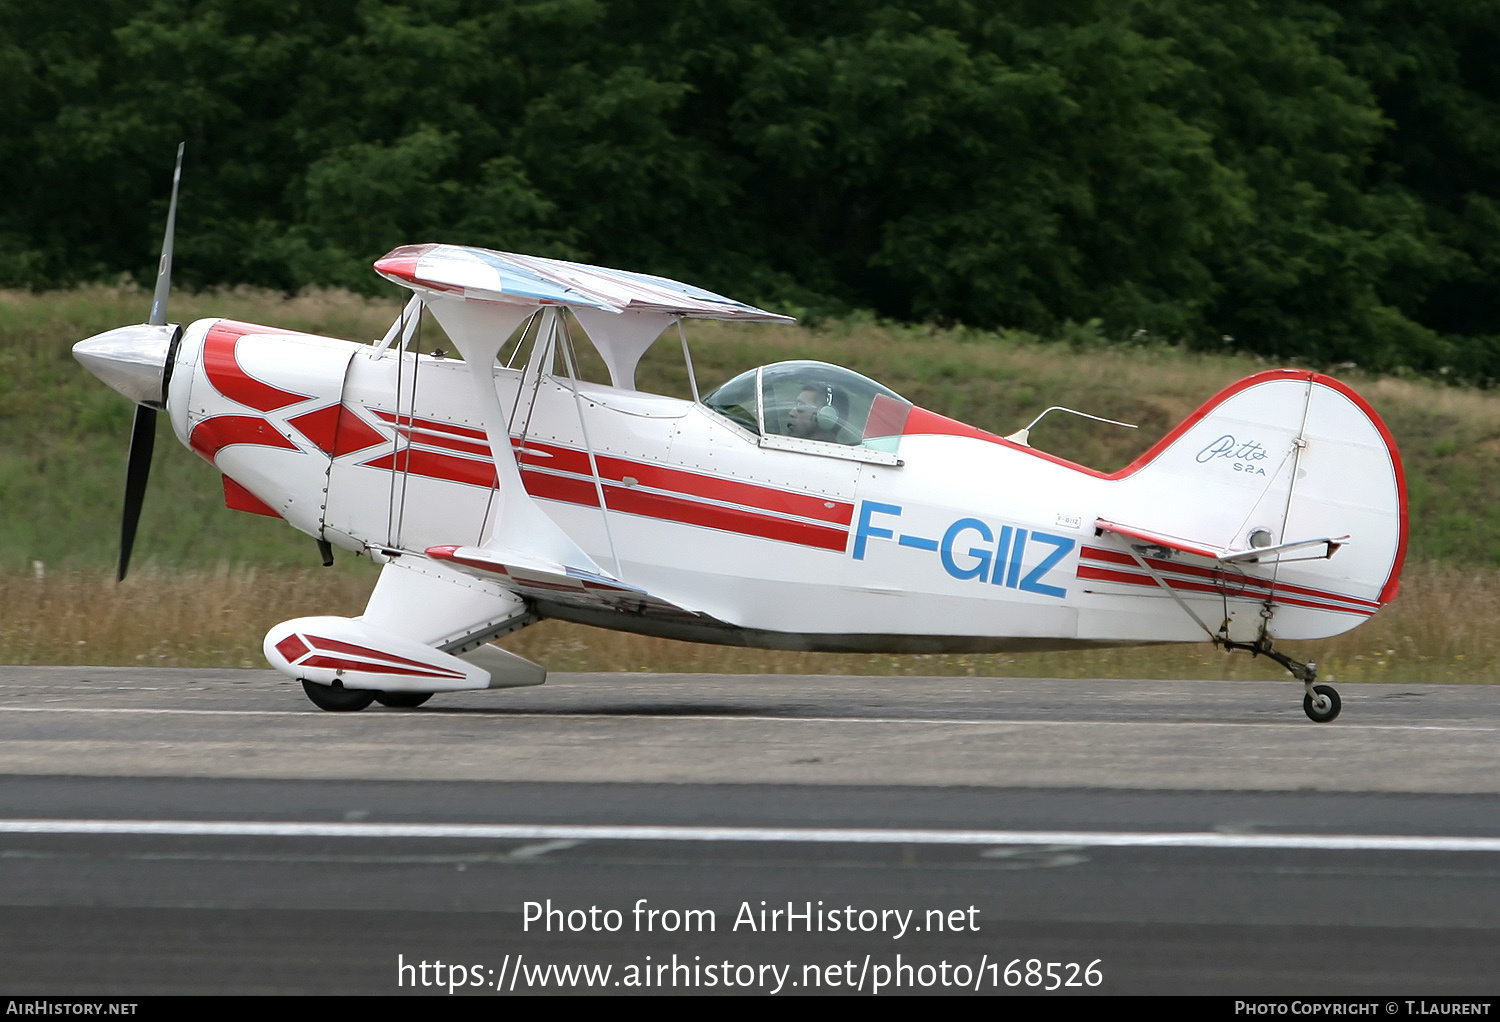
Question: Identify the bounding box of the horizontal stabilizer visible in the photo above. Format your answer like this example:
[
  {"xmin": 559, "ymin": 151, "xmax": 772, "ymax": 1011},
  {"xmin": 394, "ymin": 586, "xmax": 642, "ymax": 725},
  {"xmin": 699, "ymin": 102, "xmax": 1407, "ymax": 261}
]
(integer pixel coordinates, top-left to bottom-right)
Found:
[
  {"xmin": 1218, "ymin": 536, "xmax": 1348, "ymax": 564},
  {"xmin": 427, "ymin": 544, "xmax": 704, "ymax": 621},
  {"xmin": 1094, "ymin": 519, "xmax": 1226, "ymax": 560},
  {"xmin": 1096, "ymin": 519, "xmax": 1347, "ymax": 565}
]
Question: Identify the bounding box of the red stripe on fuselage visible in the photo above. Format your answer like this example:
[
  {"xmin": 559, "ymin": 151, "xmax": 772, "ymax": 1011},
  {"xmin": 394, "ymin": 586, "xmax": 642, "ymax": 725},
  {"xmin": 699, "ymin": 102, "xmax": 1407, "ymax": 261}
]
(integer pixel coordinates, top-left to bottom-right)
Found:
[
  {"xmin": 203, "ymin": 321, "xmax": 314, "ymax": 412},
  {"xmin": 221, "ymin": 474, "xmax": 281, "ymax": 517},
  {"xmin": 362, "ymin": 448, "xmax": 498, "ymax": 488},
  {"xmin": 399, "ymin": 427, "xmax": 492, "ymax": 458},
  {"xmin": 514, "ymin": 438, "xmax": 853, "ymax": 526},
  {"xmin": 520, "ymin": 469, "xmax": 600, "ymax": 508},
  {"xmin": 597, "ymin": 482, "xmax": 851, "ymax": 552},
  {"xmin": 1079, "ymin": 545, "xmax": 1380, "ymax": 610},
  {"xmin": 517, "ymin": 468, "xmax": 849, "ymax": 551},
  {"xmin": 288, "ymin": 403, "xmax": 389, "ymax": 457},
  {"xmin": 513, "ymin": 438, "xmax": 591, "ymax": 475},
  {"xmin": 1075, "ymin": 561, "xmax": 1375, "ymax": 617},
  {"xmin": 601, "ymin": 454, "xmax": 853, "ymax": 526},
  {"xmin": 1076, "ymin": 564, "xmax": 1155, "ymax": 588},
  {"xmin": 352, "ymin": 415, "xmax": 852, "ymax": 550},
  {"xmin": 190, "ymin": 415, "xmax": 299, "ymax": 460},
  {"xmin": 370, "ymin": 409, "xmax": 489, "ymax": 441}
]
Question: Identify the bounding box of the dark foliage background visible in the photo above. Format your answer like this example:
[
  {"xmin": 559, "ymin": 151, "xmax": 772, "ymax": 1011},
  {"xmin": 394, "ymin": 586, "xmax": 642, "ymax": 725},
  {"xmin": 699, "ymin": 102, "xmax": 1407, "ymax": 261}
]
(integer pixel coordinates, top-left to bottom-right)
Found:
[{"xmin": 2, "ymin": 0, "xmax": 1498, "ymax": 376}]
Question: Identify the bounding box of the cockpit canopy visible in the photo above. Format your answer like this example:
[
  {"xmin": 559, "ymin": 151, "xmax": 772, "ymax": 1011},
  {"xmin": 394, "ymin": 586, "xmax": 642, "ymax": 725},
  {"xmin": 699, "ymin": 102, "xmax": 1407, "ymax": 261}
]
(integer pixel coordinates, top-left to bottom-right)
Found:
[{"xmin": 703, "ymin": 361, "xmax": 912, "ymax": 453}]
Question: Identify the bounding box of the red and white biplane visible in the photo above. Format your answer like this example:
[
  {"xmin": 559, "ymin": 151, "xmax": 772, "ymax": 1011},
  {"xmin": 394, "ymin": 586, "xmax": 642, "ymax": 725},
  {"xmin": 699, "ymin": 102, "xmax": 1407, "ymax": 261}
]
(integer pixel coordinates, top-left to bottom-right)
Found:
[{"xmin": 74, "ymin": 149, "xmax": 1405, "ymax": 721}]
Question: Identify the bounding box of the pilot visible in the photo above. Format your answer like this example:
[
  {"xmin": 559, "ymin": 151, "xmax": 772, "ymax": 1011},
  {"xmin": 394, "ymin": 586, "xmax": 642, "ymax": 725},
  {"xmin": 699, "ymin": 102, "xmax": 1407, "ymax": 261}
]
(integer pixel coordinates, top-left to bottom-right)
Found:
[{"xmin": 788, "ymin": 384, "xmax": 849, "ymax": 443}]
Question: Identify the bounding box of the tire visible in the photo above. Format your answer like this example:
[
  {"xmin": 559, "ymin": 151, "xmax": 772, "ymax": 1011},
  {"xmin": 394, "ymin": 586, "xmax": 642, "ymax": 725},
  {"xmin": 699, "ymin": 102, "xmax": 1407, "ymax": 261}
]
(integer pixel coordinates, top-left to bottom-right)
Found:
[
  {"xmin": 374, "ymin": 691, "xmax": 433, "ymax": 708},
  {"xmin": 1303, "ymin": 684, "xmax": 1341, "ymax": 723},
  {"xmin": 301, "ymin": 679, "xmax": 376, "ymax": 712}
]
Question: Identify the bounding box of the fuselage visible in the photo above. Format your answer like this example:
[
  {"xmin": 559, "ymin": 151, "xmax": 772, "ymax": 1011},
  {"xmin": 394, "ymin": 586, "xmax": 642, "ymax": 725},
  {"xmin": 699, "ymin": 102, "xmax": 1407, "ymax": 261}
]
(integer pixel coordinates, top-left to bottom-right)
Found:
[{"xmin": 166, "ymin": 317, "xmax": 1402, "ymax": 653}]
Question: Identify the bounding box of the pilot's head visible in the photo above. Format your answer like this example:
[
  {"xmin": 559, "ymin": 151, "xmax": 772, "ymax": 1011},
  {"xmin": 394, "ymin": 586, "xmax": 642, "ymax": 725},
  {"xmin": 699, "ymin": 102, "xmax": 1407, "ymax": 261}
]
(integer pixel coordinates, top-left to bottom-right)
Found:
[{"xmin": 788, "ymin": 384, "xmax": 847, "ymax": 442}]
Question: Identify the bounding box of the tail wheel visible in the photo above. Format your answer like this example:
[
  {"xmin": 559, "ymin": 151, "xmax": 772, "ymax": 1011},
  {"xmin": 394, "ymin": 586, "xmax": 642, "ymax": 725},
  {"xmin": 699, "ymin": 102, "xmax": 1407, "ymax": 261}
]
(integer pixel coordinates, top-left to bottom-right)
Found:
[
  {"xmin": 1303, "ymin": 684, "xmax": 1341, "ymax": 723},
  {"xmin": 301, "ymin": 679, "xmax": 376, "ymax": 712},
  {"xmin": 374, "ymin": 691, "xmax": 433, "ymax": 708}
]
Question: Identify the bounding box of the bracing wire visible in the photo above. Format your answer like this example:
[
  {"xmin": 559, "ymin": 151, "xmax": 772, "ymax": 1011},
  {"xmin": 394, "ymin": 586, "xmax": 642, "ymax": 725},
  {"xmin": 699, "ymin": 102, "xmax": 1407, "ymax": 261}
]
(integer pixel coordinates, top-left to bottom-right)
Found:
[
  {"xmin": 385, "ymin": 299, "xmax": 410, "ymax": 545},
  {"xmin": 394, "ymin": 307, "xmax": 422, "ymax": 547},
  {"xmin": 677, "ymin": 319, "xmax": 700, "ymax": 403},
  {"xmin": 558, "ymin": 311, "xmax": 622, "ymax": 579}
]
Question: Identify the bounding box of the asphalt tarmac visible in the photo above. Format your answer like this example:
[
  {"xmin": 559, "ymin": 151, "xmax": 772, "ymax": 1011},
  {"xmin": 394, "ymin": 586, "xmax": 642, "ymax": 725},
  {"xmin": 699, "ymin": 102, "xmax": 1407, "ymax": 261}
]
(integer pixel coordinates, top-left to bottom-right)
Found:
[{"xmin": 0, "ymin": 667, "xmax": 1497, "ymax": 995}]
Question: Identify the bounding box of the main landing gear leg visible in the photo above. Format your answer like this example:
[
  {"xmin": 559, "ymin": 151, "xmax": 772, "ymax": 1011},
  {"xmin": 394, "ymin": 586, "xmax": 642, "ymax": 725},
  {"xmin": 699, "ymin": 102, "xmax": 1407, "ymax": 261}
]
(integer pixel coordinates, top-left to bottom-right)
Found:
[{"xmin": 1216, "ymin": 636, "xmax": 1341, "ymax": 723}]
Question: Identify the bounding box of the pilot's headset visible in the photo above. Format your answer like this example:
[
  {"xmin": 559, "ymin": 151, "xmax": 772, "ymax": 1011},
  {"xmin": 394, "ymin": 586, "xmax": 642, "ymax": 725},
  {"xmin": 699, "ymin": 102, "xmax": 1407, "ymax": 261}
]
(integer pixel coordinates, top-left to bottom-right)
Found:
[{"xmin": 815, "ymin": 385, "xmax": 840, "ymax": 432}]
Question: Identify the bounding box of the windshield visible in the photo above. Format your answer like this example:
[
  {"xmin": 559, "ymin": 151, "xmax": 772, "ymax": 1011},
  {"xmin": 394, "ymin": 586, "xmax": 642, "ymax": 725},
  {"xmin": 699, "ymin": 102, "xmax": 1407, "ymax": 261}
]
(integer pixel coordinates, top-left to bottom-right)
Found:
[
  {"xmin": 701, "ymin": 366, "xmax": 759, "ymax": 431},
  {"xmin": 703, "ymin": 361, "xmax": 911, "ymax": 449}
]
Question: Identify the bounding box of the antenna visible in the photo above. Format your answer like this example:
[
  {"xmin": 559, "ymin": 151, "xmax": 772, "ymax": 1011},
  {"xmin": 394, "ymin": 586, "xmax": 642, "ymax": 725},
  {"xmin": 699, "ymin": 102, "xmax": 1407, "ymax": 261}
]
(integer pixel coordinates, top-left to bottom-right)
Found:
[{"xmin": 1005, "ymin": 406, "xmax": 1138, "ymax": 447}]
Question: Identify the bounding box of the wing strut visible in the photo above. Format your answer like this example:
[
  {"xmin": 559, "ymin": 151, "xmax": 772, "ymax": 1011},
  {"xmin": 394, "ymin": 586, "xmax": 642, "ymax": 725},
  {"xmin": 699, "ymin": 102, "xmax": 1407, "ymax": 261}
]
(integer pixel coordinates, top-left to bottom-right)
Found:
[
  {"xmin": 556, "ymin": 311, "xmax": 622, "ymax": 578},
  {"xmin": 431, "ymin": 296, "xmax": 611, "ymax": 579},
  {"xmin": 374, "ymin": 295, "xmax": 423, "ymax": 355}
]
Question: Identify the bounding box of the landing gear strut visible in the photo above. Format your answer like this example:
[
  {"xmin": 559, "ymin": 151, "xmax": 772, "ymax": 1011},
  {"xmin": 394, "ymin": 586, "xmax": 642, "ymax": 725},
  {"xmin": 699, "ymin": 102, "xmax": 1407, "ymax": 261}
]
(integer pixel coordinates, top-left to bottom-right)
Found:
[{"xmin": 1216, "ymin": 635, "xmax": 1341, "ymax": 723}]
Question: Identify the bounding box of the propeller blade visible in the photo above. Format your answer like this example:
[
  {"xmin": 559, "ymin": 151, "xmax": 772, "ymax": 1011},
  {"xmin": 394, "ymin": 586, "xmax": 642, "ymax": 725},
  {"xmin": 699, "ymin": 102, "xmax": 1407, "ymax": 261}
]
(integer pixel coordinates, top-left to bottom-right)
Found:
[
  {"xmin": 119, "ymin": 406, "xmax": 157, "ymax": 581},
  {"xmin": 116, "ymin": 144, "xmax": 182, "ymax": 579},
  {"xmin": 148, "ymin": 142, "xmax": 185, "ymax": 327}
]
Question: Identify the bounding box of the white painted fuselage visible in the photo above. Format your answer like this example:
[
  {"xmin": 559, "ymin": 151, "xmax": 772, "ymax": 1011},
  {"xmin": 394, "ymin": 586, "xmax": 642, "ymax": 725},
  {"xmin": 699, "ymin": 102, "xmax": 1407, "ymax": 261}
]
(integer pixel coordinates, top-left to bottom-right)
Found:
[{"xmin": 164, "ymin": 317, "xmax": 1405, "ymax": 654}]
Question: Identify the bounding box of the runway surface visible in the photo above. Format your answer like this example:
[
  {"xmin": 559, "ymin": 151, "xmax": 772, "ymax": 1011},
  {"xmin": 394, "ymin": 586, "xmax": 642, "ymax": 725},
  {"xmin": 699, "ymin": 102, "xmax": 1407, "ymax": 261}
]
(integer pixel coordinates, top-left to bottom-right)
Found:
[
  {"xmin": 1, "ymin": 667, "xmax": 1497, "ymax": 995},
  {"xmin": 2, "ymin": 666, "xmax": 1497, "ymax": 790}
]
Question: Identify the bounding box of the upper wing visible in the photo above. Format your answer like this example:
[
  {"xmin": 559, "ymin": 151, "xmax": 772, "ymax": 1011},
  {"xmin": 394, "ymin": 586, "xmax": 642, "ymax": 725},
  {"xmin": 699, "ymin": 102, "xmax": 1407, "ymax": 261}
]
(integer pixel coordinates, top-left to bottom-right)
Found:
[
  {"xmin": 373, "ymin": 243, "xmax": 792, "ymax": 322},
  {"xmin": 374, "ymin": 243, "xmax": 793, "ymax": 390},
  {"xmin": 371, "ymin": 244, "xmax": 776, "ymax": 614}
]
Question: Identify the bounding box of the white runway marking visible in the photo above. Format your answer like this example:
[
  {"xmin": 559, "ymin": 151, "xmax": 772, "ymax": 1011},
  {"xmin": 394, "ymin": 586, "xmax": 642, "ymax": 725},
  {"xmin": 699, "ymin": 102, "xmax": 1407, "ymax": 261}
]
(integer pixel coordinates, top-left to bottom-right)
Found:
[
  {"xmin": 0, "ymin": 705, "xmax": 1493, "ymax": 733},
  {"xmin": 1, "ymin": 818, "xmax": 1499, "ymax": 852}
]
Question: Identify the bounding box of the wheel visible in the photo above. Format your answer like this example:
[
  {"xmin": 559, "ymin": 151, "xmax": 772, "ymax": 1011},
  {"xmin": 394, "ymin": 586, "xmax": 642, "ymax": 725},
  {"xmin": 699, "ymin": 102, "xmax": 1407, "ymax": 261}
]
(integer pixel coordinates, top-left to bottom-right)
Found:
[
  {"xmin": 1303, "ymin": 684, "xmax": 1341, "ymax": 723},
  {"xmin": 374, "ymin": 691, "xmax": 433, "ymax": 708},
  {"xmin": 301, "ymin": 679, "xmax": 376, "ymax": 712}
]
